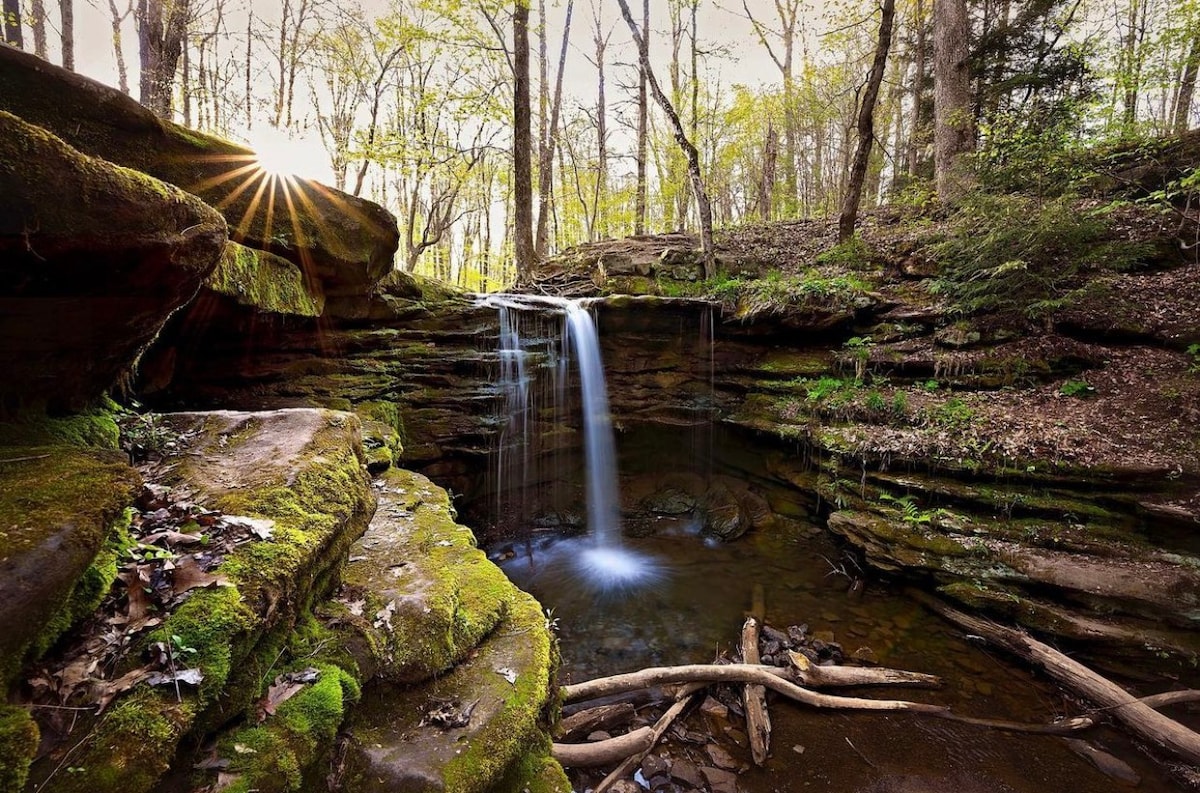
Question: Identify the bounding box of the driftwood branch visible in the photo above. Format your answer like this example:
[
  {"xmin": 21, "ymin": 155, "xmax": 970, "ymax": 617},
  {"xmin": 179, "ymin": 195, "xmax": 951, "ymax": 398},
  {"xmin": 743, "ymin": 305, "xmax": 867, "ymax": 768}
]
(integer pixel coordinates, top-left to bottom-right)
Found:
[
  {"xmin": 562, "ymin": 662, "xmax": 1094, "ymax": 735},
  {"xmin": 552, "ymin": 726, "xmax": 654, "ymax": 767},
  {"xmin": 787, "ymin": 650, "xmax": 941, "ymax": 689},
  {"xmin": 556, "ymin": 703, "xmax": 636, "ymax": 742},
  {"xmin": 915, "ymin": 591, "xmax": 1200, "ymax": 766},
  {"xmin": 741, "ymin": 616, "xmax": 771, "ymax": 765}
]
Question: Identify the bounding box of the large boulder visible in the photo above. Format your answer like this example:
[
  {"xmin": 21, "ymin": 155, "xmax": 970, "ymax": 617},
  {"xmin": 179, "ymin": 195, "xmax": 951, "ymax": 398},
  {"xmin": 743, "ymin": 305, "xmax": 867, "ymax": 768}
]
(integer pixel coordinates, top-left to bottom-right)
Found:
[
  {"xmin": 0, "ymin": 111, "xmax": 227, "ymax": 411},
  {"xmin": 0, "ymin": 46, "xmax": 399, "ymax": 303}
]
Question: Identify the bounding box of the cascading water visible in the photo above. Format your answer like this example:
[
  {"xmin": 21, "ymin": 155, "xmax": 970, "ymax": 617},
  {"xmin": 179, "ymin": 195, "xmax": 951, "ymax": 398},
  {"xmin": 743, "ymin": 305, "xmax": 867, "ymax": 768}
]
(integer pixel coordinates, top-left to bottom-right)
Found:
[{"xmin": 482, "ymin": 293, "xmax": 659, "ymax": 589}]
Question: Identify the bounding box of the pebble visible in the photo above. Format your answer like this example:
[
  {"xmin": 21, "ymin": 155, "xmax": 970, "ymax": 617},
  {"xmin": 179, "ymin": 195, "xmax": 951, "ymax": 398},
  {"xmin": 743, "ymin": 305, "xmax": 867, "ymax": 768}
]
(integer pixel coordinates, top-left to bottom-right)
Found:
[
  {"xmin": 975, "ymin": 681, "xmax": 994, "ymax": 696},
  {"xmin": 587, "ymin": 731, "xmax": 611, "ymax": 741},
  {"xmin": 699, "ymin": 696, "xmax": 729, "ymax": 720},
  {"xmin": 641, "ymin": 754, "xmax": 671, "ymax": 779},
  {"xmin": 609, "ymin": 781, "xmax": 641, "ymax": 793}
]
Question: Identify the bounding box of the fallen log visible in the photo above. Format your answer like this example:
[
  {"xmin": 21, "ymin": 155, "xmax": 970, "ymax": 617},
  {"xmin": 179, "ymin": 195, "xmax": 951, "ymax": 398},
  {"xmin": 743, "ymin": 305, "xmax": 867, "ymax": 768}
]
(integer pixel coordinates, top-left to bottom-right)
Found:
[
  {"xmin": 556, "ymin": 703, "xmax": 637, "ymax": 742},
  {"xmin": 741, "ymin": 616, "xmax": 772, "ymax": 765},
  {"xmin": 914, "ymin": 591, "xmax": 1200, "ymax": 766},
  {"xmin": 787, "ymin": 650, "xmax": 941, "ymax": 689},
  {"xmin": 593, "ymin": 683, "xmax": 705, "ymax": 793},
  {"xmin": 552, "ymin": 726, "xmax": 654, "ymax": 767}
]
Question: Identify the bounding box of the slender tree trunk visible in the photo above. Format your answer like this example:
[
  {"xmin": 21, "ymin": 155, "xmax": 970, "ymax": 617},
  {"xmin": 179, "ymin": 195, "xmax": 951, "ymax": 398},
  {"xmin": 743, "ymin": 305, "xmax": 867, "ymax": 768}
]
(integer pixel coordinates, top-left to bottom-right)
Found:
[
  {"xmin": 513, "ymin": 0, "xmax": 536, "ymax": 273},
  {"xmin": 181, "ymin": 35, "xmax": 191, "ymax": 126},
  {"xmin": 907, "ymin": 0, "xmax": 927, "ymax": 175},
  {"xmin": 614, "ymin": 0, "xmax": 715, "ymax": 278},
  {"xmin": 60, "ymin": 0, "xmax": 74, "ymax": 69},
  {"xmin": 535, "ymin": 0, "xmax": 572, "ymax": 255},
  {"xmin": 32, "ymin": 0, "xmax": 47, "ymax": 57},
  {"xmin": 353, "ymin": 48, "xmax": 403, "ymax": 197},
  {"xmin": 933, "ymin": 0, "xmax": 973, "ymax": 201},
  {"xmin": 759, "ymin": 123, "xmax": 778, "ymax": 221},
  {"xmin": 107, "ymin": 0, "xmax": 131, "ymax": 93},
  {"xmin": 634, "ymin": 0, "xmax": 649, "ymax": 235},
  {"xmin": 244, "ymin": 10, "xmax": 252, "ymax": 129},
  {"xmin": 839, "ymin": 0, "xmax": 895, "ymax": 242},
  {"xmin": 1173, "ymin": 27, "xmax": 1200, "ymax": 134},
  {"xmin": 592, "ymin": 15, "xmax": 609, "ymax": 240},
  {"xmin": 2, "ymin": 0, "xmax": 21, "ymax": 47},
  {"xmin": 137, "ymin": 0, "xmax": 190, "ymax": 118}
]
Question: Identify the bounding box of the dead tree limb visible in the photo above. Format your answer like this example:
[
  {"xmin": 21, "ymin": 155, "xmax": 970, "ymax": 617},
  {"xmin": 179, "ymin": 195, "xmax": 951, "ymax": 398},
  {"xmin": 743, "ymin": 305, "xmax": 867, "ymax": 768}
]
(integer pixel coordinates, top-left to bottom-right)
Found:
[
  {"xmin": 556, "ymin": 703, "xmax": 636, "ymax": 741},
  {"xmin": 552, "ymin": 726, "xmax": 654, "ymax": 767},
  {"xmin": 562, "ymin": 662, "xmax": 1093, "ymax": 735},
  {"xmin": 915, "ymin": 591, "xmax": 1200, "ymax": 766},
  {"xmin": 786, "ymin": 650, "xmax": 941, "ymax": 689},
  {"xmin": 741, "ymin": 617, "xmax": 772, "ymax": 765}
]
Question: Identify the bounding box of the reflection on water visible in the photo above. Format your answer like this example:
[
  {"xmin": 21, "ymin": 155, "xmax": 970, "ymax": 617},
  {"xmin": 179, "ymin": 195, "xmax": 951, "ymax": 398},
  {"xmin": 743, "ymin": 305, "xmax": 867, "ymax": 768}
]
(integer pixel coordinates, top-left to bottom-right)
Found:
[{"xmin": 496, "ymin": 516, "xmax": 1186, "ymax": 793}]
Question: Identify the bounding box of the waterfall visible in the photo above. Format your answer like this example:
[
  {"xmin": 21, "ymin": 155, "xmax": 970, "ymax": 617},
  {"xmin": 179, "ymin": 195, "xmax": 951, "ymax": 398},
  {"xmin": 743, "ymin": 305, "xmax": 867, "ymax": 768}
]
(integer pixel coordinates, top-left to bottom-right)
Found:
[
  {"xmin": 482, "ymin": 293, "xmax": 658, "ymax": 587},
  {"xmin": 563, "ymin": 302, "xmax": 621, "ymax": 548}
]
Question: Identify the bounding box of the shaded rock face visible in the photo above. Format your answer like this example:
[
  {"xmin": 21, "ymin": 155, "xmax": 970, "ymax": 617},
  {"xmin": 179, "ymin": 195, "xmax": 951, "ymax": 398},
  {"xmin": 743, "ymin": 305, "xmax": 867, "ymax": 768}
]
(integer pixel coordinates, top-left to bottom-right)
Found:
[
  {"xmin": 0, "ymin": 46, "xmax": 399, "ymax": 306},
  {"xmin": 0, "ymin": 111, "xmax": 227, "ymax": 411}
]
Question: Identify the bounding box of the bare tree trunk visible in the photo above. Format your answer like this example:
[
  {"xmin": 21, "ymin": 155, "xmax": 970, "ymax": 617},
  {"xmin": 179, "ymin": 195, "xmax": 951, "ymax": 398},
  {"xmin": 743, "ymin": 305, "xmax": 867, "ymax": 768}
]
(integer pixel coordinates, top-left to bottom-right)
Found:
[
  {"xmin": 634, "ymin": 0, "xmax": 649, "ymax": 235},
  {"xmin": 535, "ymin": 0, "xmax": 572, "ymax": 256},
  {"xmin": 2, "ymin": 0, "xmax": 21, "ymax": 47},
  {"xmin": 907, "ymin": 0, "xmax": 927, "ymax": 175},
  {"xmin": 32, "ymin": 0, "xmax": 47, "ymax": 57},
  {"xmin": 759, "ymin": 123, "xmax": 777, "ymax": 221},
  {"xmin": 933, "ymin": 0, "xmax": 973, "ymax": 201},
  {"xmin": 137, "ymin": 0, "xmax": 190, "ymax": 118},
  {"xmin": 107, "ymin": 0, "xmax": 131, "ymax": 93},
  {"xmin": 1173, "ymin": 27, "xmax": 1200, "ymax": 134},
  {"xmin": 592, "ymin": 11, "xmax": 609, "ymax": 240},
  {"xmin": 839, "ymin": 0, "xmax": 895, "ymax": 242},
  {"xmin": 180, "ymin": 34, "xmax": 191, "ymax": 126},
  {"xmin": 614, "ymin": 0, "xmax": 715, "ymax": 278},
  {"xmin": 244, "ymin": 10, "xmax": 252, "ymax": 129},
  {"xmin": 60, "ymin": 0, "xmax": 74, "ymax": 69},
  {"xmin": 513, "ymin": 0, "xmax": 536, "ymax": 273}
]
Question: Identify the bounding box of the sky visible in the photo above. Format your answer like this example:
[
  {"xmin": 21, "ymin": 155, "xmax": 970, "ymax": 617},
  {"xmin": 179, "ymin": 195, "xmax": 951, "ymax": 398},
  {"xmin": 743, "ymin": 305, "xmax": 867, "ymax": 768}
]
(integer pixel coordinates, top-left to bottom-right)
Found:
[{"xmin": 39, "ymin": 0, "xmax": 845, "ymax": 183}]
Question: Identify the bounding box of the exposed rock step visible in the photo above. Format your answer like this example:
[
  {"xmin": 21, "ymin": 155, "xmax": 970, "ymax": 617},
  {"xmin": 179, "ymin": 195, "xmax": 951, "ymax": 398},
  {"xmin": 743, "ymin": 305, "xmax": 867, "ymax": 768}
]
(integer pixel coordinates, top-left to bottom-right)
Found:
[{"xmin": 25, "ymin": 409, "xmax": 374, "ymax": 793}]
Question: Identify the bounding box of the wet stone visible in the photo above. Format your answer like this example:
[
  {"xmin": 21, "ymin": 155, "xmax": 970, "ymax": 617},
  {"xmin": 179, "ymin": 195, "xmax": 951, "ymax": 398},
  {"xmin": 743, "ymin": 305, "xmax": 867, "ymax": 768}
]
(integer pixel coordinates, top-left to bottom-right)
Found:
[
  {"xmin": 642, "ymin": 754, "xmax": 671, "ymax": 779},
  {"xmin": 701, "ymin": 765, "xmax": 741, "ymax": 793},
  {"xmin": 671, "ymin": 758, "xmax": 705, "ymax": 789},
  {"xmin": 706, "ymin": 743, "xmax": 739, "ymax": 769},
  {"xmin": 699, "ymin": 696, "xmax": 728, "ymax": 720}
]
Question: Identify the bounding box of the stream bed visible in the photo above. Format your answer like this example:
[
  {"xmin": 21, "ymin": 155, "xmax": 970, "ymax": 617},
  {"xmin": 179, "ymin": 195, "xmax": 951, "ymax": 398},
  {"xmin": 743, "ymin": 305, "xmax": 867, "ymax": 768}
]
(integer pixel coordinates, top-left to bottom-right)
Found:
[{"xmin": 484, "ymin": 427, "xmax": 1190, "ymax": 793}]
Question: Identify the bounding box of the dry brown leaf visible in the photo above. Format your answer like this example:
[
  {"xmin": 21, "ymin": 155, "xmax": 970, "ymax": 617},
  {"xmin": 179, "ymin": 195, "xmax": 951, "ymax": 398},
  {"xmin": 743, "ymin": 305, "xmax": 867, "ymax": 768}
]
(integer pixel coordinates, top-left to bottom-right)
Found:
[
  {"xmin": 95, "ymin": 667, "xmax": 151, "ymax": 712},
  {"xmin": 171, "ymin": 556, "xmax": 229, "ymax": 595}
]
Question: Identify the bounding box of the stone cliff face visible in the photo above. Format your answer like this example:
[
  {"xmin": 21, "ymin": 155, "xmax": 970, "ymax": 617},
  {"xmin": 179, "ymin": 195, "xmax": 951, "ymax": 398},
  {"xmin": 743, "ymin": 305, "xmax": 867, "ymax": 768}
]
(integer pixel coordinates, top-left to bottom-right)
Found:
[{"xmin": 135, "ymin": 228, "xmax": 1200, "ymax": 677}]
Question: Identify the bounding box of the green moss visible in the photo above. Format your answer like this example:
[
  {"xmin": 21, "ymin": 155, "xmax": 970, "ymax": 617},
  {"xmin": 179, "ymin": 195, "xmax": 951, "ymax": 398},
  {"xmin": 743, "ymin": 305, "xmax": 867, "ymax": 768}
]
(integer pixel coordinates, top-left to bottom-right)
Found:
[
  {"xmin": 0, "ymin": 401, "xmax": 121, "ymax": 449},
  {"xmin": 206, "ymin": 242, "xmax": 325, "ymax": 317},
  {"xmin": 0, "ymin": 705, "xmax": 38, "ymax": 792},
  {"xmin": 145, "ymin": 585, "xmax": 256, "ymax": 701},
  {"xmin": 48, "ymin": 691, "xmax": 192, "ymax": 793},
  {"xmin": 492, "ymin": 735, "xmax": 571, "ymax": 793},
  {"xmin": 443, "ymin": 592, "xmax": 557, "ymax": 793}
]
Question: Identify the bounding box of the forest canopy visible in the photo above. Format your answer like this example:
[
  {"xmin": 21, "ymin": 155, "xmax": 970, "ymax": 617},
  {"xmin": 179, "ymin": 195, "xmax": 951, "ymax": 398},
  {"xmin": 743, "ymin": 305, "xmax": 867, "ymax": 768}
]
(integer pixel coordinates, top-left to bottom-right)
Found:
[{"xmin": 2, "ymin": 0, "xmax": 1197, "ymax": 288}]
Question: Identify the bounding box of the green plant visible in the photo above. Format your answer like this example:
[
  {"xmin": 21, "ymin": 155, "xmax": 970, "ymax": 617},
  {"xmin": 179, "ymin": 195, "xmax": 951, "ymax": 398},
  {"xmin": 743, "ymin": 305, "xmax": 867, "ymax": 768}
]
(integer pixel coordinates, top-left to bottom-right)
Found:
[
  {"xmin": 1187, "ymin": 343, "xmax": 1200, "ymax": 374},
  {"xmin": 890, "ymin": 392, "xmax": 908, "ymax": 414},
  {"xmin": 928, "ymin": 397, "xmax": 975, "ymax": 429},
  {"xmin": 804, "ymin": 376, "xmax": 854, "ymax": 403},
  {"xmin": 929, "ymin": 193, "xmax": 1151, "ymax": 318},
  {"xmin": 1059, "ymin": 379, "xmax": 1095, "ymax": 397},
  {"xmin": 816, "ymin": 236, "xmax": 873, "ymax": 270},
  {"xmin": 878, "ymin": 492, "xmax": 947, "ymax": 526},
  {"xmin": 922, "ymin": 379, "xmax": 939, "ymax": 391},
  {"xmin": 865, "ymin": 390, "xmax": 887, "ymax": 412},
  {"xmin": 843, "ymin": 336, "xmax": 874, "ymax": 379}
]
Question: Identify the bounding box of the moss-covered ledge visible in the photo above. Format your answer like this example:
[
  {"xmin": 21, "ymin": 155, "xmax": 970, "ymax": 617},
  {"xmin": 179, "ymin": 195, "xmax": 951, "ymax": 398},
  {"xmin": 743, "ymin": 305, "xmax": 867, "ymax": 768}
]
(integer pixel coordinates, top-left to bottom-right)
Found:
[
  {"xmin": 205, "ymin": 242, "xmax": 325, "ymax": 318},
  {"xmin": 27, "ymin": 409, "xmax": 375, "ymax": 793}
]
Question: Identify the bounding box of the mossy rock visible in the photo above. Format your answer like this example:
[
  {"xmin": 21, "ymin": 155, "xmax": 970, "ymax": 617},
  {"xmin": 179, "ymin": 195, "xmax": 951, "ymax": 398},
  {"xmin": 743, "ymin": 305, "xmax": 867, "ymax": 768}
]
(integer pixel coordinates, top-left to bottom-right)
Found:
[
  {"xmin": 0, "ymin": 400, "xmax": 121, "ymax": 449},
  {"xmin": 0, "ymin": 47, "xmax": 398, "ymax": 303},
  {"xmin": 28, "ymin": 409, "xmax": 375, "ymax": 793},
  {"xmin": 335, "ymin": 588, "xmax": 559, "ymax": 793},
  {"xmin": 206, "ymin": 242, "xmax": 325, "ymax": 318},
  {"xmin": 333, "ymin": 468, "xmax": 513, "ymax": 683},
  {"xmin": 0, "ymin": 447, "xmax": 139, "ymax": 683},
  {"xmin": 0, "ymin": 110, "xmax": 227, "ymax": 411},
  {"xmin": 0, "ymin": 705, "xmax": 39, "ymax": 791}
]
